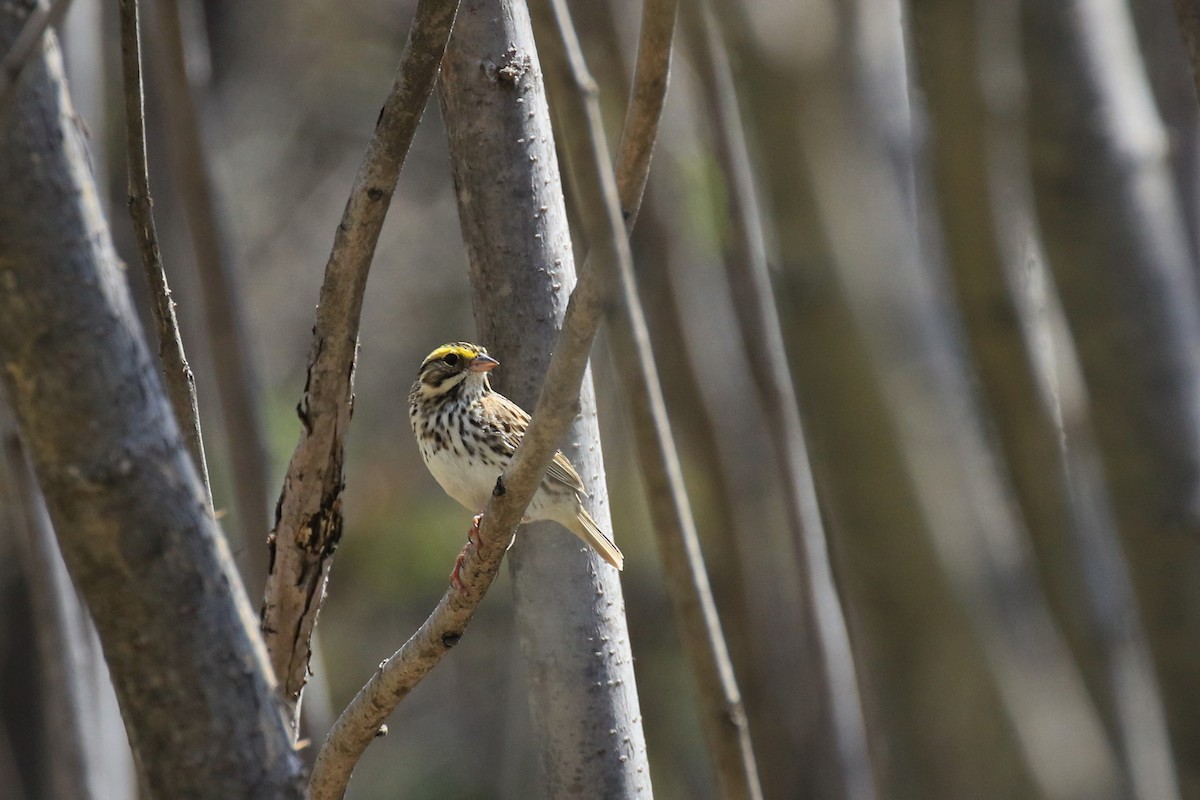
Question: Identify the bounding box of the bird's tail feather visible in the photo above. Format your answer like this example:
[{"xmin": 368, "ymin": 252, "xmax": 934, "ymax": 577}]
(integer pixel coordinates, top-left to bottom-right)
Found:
[{"xmin": 572, "ymin": 509, "xmax": 624, "ymax": 571}]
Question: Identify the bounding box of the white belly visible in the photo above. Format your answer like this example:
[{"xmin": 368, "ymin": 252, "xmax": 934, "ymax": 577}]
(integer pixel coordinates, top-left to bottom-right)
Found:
[
  {"xmin": 418, "ymin": 436, "xmax": 568, "ymax": 526},
  {"xmin": 421, "ymin": 443, "xmax": 499, "ymax": 512}
]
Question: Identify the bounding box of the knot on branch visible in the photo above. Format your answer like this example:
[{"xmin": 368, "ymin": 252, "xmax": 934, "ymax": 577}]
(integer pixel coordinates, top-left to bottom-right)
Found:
[{"xmin": 486, "ymin": 46, "xmax": 532, "ymax": 84}]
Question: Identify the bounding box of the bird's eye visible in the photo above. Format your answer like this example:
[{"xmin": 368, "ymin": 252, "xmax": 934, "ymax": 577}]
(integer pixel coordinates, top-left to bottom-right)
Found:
[{"xmin": 443, "ymin": 353, "xmax": 460, "ymax": 367}]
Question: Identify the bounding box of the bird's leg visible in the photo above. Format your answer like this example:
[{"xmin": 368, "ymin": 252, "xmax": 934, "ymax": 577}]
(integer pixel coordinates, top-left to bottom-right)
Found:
[
  {"xmin": 450, "ymin": 540, "xmax": 473, "ymax": 592},
  {"xmin": 451, "ymin": 514, "xmax": 486, "ymax": 591}
]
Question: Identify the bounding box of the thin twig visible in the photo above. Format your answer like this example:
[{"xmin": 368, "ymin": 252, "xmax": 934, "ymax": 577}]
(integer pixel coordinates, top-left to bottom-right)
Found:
[
  {"xmin": 143, "ymin": 0, "xmax": 274, "ymax": 599},
  {"xmin": 0, "ymin": 0, "xmax": 74, "ymax": 121},
  {"xmin": 681, "ymin": 1, "xmax": 876, "ymax": 797},
  {"xmin": 260, "ymin": 0, "xmax": 460, "ymax": 731},
  {"xmin": 530, "ymin": 0, "xmax": 763, "ymax": 797},
  {"xmin": 117, "ymin": 0, "xmax": 213, "ymax": 511}
]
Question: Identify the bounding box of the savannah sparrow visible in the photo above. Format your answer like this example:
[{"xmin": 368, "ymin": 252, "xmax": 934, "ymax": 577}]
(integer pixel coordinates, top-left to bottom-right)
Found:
[{"xmin": 409, "ymin": 342, "xmax": 625, "ymax": 577}]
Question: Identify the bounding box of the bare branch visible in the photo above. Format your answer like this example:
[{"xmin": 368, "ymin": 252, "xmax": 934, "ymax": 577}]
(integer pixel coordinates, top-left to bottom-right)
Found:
[
  {"xmin": 680, "ymin": 1, "xmax": 876, "ymax": 797},
  {"xmin": 117, "ymin": 0, "xmax": 213, "ymax": 511},
  {"xmin": 309, "ymin": 0, "xmax": 687, "ymax": 791},
  {"xmin": 530, "ymin": 0, "xmax": 763, "ymax": 797},
  {"xmin": 0, "ymin": 0, "xmax": 73, "ymax": 120},
  {"xmin": 260, "ymin": 0, "xmax": 461, "ymax": 730},
  {"xmin": 438, "ymin": 1, "xmax": 652, "ymax": 793}
]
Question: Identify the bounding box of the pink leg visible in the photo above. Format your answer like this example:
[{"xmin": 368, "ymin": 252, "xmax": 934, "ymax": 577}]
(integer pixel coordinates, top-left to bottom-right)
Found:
[
  {"xmin": 450, "ymin": 541, "xmax": 472, "ymax": 592},
  {"xmin": 452, "ymin": 514, "xmax": 487, "ymax": 591}
]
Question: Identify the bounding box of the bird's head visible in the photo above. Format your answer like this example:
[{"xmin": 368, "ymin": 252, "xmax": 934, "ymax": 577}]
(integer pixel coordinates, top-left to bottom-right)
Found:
[{"xmin": 414, "ymin": 341, "xmax": 499, "ymax": 399}]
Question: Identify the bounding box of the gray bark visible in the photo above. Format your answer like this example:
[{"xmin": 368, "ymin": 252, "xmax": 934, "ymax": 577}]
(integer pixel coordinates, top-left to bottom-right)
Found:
[
  {"xmin": 0, "ymin": 13, "xmax": 301, "ymax": 799},
  {"xmin": 439, "ymin": 1, "xmax": 652, "ymax": 796},
  {"xmin": 1023, "ymin": 1, "xmax": 1200, "ymax": 793}
]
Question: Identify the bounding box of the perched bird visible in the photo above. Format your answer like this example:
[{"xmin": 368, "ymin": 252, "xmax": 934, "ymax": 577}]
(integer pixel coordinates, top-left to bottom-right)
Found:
[{"xmin": 408, "ymin": 342, "xmax": 624, "ymax": 577}]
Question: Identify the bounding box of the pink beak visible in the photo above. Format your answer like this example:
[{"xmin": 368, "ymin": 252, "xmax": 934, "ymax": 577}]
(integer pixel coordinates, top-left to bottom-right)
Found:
[{"xmin": 469, "ymin": 354, "xmax": 500, "ymax": 373}]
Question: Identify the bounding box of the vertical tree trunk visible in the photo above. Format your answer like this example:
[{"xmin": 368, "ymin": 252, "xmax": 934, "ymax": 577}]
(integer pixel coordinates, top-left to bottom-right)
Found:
[
  {"xmin": 439, "ymin": 1, "xmax": 653, "ymax": 797},
  {"xmin": 0, "ymin": 12, "xmax": 302, "ymax": 798}
]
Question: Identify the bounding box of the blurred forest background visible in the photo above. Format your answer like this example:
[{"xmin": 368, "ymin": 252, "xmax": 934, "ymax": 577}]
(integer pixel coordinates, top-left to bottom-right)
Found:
[{"xmin": 5, "ymin": 0, "xmax": 1200, "ymax": 797}]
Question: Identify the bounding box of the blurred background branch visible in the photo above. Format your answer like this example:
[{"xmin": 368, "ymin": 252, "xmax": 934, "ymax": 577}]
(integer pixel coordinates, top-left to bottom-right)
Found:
[{"xmin": 680, "ymin": 2, "xmax": 875, "ymax": 797}]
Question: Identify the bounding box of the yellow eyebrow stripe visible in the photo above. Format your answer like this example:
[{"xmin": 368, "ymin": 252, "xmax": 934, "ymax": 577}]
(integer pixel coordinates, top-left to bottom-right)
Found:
[{"xmin": 422, "ymin": 342, "xmax": 484, "ymax": 366}]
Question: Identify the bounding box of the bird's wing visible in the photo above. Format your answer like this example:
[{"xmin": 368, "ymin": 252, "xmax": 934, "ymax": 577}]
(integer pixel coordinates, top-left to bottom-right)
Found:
[
  {"xmin": 548, "ymin": 450, "xmax": 589, "ymax": 495},
  {"xmin": 483, "ymin": 392, "xmax": 589, "ymax": 496}
]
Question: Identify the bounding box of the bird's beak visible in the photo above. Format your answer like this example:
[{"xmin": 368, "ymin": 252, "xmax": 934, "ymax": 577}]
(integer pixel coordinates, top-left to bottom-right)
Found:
[{"xmin": 469, "ymin": 354, "xmax": 500, "ymax": 373}]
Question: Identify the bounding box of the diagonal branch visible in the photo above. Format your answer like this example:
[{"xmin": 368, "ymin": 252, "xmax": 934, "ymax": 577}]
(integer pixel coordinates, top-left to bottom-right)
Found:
[
  {"xmin": 118, "ymin": 0, "xmax": 213, "ymax": 512},
  {"xmin": 259, "ymin": 0, "xmax": 461, "ymax": 730},
  {"xmin": 530, "ymin": 0, "xmax": 763, "ymax": 797}
]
